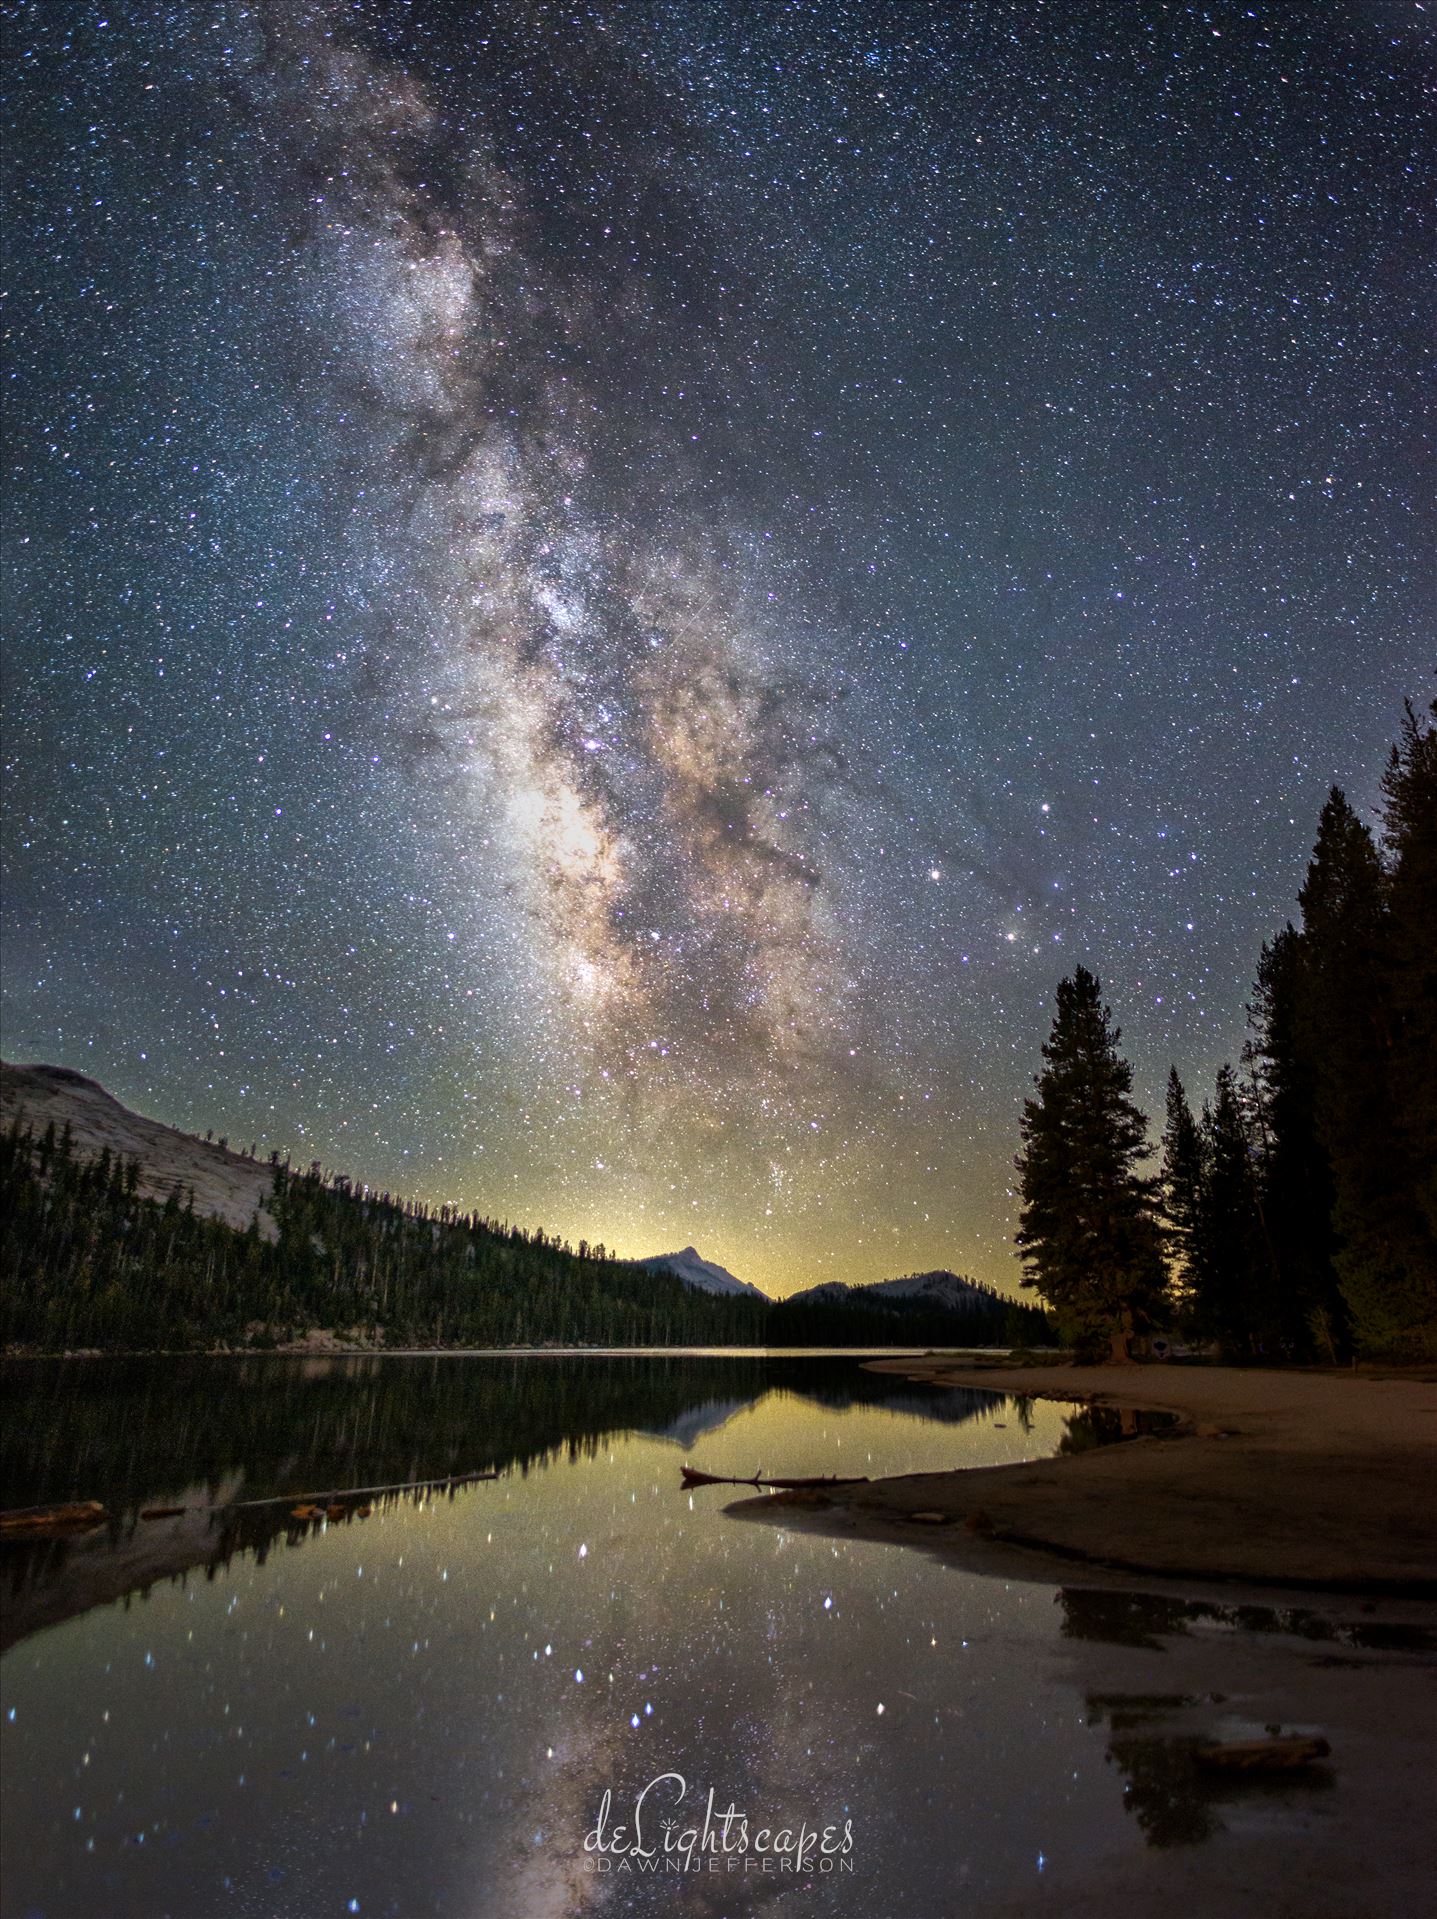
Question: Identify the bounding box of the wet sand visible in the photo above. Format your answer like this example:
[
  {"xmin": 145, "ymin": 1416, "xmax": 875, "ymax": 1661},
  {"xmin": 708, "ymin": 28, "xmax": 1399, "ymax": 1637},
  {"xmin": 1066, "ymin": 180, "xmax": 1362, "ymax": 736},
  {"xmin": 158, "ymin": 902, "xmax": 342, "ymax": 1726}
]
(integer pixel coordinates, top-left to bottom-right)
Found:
[
  {"xmin": 729, "ymin": 1360, "xmax": 1437, "ymax": 1917},
  {"xmin": 731, "ymin": 1359, "xmax": 1437, "ymax": 1594}
]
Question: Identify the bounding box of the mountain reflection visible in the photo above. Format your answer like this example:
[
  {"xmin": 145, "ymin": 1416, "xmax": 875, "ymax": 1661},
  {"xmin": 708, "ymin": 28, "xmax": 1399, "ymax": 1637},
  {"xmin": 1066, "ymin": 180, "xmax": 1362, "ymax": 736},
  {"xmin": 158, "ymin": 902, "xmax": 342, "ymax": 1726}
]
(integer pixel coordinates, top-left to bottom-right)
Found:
[{"xmin": 0, "ymin": 1354, "xmax": 1006, "ymax": 1652}]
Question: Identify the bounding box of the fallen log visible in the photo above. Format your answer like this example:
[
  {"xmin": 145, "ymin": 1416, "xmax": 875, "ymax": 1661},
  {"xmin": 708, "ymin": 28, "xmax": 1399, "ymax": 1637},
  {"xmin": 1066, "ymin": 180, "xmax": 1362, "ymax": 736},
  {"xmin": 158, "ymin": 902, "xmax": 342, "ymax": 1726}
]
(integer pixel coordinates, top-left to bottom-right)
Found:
[
  {"xmin": 4, "ymin": 1471, "xmax": 500, "ymax": 1540},
  {"xmin": 232, "ymin": 1468, "xmax": 500, "ymax": 1514},
  {"xmin": 0, "ymin": 1500, "xmax": 107, "ymax": 1537},
  {"xmin": 681, "ymin": 1466, "xmax": 869, "ymax": 1491},
  {"xmin": 1194, "ymin": 1735, "xmax": 1331, "ymax": 1773}
]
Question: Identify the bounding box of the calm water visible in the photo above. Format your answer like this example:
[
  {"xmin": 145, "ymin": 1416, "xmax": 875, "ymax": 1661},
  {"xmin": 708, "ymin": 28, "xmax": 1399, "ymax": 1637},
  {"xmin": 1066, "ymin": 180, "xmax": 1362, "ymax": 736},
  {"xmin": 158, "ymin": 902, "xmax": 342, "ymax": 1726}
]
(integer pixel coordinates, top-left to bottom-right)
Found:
[{"xmin": 0, "ymin": 1354, "xmax": 1371, "ymax": 1917}]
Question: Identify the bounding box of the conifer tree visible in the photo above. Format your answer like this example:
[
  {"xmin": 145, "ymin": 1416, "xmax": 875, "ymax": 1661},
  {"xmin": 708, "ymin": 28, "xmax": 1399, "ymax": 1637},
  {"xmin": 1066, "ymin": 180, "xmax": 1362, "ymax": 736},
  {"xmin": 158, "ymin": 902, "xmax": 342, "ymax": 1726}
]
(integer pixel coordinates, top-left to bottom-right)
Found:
[
  {"xmin": 1158, "ymin": 1066, "xmax": 1208, "ymax": 1332},
  {"xmin": 1243, "ymin": 927, "xmax": 1344, "ymax": 1358},
  {"xmin": 1015, "ymin": 968, "xmax": 1166, "ymax": 1360},
  {"xmin": 1296, "ymin": 789, "xmax": 1425, "ymax": 1352},
  {"xmin": 1191, "ymin": 1065, "xmax": 1272, "ymax": 1356},
  {"xmin": 1373, "ymin": 696, "xmax": 1437, "ymax": 1346}
]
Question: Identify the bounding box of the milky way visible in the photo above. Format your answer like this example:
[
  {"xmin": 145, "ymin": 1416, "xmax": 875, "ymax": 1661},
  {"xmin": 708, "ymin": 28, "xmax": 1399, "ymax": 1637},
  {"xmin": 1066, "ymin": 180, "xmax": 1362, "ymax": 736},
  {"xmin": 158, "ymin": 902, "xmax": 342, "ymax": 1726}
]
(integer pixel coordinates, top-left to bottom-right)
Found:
[
  {"xmin": 4, "ymin": 1, "xmax": 1432, "ymax": 1290},
  {"xmin": 257, "ymin": 10, "xmax": 863, "ymax": 1091}
]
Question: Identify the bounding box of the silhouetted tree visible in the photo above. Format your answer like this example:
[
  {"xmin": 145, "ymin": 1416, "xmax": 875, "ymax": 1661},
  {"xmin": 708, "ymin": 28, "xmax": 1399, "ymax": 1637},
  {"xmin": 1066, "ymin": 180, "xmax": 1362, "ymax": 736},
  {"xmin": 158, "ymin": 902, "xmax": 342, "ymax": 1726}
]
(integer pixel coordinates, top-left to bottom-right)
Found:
[
  {"xmin": 1159, "ymin": 1067, "xmax": 1205, "ymax": 1318},
  {"xmin": 1295, "ymin": 789, "xmax": 1423, "ymax": 1352},
  {"xmin": 1360, "ymin": 696, "xmax": 1437, "ymax": 1351},
  {"xmin": 1015, "ymin": 968, "xmax": 1166, "ymax": 1360},
  {"xmin": 1189, "ymin": 1065, "xmax": 1272, "ymax": 1356},
  {"xmin": 1243, "ymin": 927, "xmax": 1344, "ymax": 1358}
]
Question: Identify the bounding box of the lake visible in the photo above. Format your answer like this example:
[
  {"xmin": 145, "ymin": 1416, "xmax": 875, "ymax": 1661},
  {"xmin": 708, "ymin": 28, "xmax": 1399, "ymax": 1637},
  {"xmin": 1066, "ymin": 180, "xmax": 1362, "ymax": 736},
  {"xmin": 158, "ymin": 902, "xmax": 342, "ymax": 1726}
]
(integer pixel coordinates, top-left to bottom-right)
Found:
[{"xmin": 0, "ymin": 1354, "xmax": 1387, "ymax": 1916}]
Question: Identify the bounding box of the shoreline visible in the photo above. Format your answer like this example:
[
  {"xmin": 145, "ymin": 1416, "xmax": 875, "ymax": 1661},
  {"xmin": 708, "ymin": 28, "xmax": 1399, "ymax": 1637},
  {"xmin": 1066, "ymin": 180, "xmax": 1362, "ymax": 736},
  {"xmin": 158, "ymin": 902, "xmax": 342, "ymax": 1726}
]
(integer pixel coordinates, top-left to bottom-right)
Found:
[
  {"xmin": 727, "ymin": 1358, "xmax": 1437, "ymax": 1599},
  {"xmin": 0, "ymin": 1342, "xmax": 963, "ymax": 1361},
  {"xmin": 721, "ymin": 1358, "xmax": 1437, "ymax": 1917}
]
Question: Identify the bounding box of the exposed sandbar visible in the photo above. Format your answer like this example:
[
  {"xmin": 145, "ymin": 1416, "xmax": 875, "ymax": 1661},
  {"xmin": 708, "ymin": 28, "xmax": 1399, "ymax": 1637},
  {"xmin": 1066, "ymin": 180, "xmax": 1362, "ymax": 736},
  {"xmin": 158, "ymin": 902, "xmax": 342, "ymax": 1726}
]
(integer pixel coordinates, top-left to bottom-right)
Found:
[{"xmin": 729, "ymin": 1360, "xmax": 1437, "ymax": 1595}]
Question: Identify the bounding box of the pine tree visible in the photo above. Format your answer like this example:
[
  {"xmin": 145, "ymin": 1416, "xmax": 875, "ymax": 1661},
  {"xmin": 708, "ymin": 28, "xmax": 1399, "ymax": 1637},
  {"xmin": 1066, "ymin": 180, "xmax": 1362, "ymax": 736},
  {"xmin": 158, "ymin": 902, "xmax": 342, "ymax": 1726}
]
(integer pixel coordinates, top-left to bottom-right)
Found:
[
  {"xmin": 1372, "ymin": 695, "xmax": 1437, "ymax": 1349},
  {"xmin": 1015, "ymin": 968, "xmax": 1167, "ymax": 1360},
  {"xmin": 1243, "ymin": 927, "xmax": 1345, "ymax": 1359},
  {"xmin": 1190, "ymin": 1065, "xmax": 1272, "ymax": 1356},
  {"xmin": 1296, "ymin": 788, "xmax": 1428, "ymax": 1353},
  {"xmin": 1159, "ymin": 1067, "xmax": 1206, "ymax": 1317}
]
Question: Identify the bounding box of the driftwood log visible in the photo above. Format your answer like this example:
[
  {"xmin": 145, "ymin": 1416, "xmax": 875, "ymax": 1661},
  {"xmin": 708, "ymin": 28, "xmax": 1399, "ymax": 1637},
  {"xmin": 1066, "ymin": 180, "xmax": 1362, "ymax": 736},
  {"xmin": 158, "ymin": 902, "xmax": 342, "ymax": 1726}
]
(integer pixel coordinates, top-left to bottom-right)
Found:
[
  {"xmin": 0, "ymin": 1501, "xmax": 107, "ymax": 1537},
  {"xmin": 681, "ymin": 1466, "xmax": 869, "ymax": 1491},
  {"xmin": 231, "ymin": 1469, "xmax": 499, "ymax": 1513}
]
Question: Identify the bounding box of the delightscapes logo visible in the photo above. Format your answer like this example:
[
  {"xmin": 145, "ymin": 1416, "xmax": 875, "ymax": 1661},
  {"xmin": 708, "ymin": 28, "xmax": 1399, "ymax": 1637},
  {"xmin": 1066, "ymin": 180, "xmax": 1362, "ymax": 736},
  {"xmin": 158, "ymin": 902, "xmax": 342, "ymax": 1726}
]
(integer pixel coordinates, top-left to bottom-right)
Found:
[{"xmin": 584, "ymin": 1772, "xmax": 856, "ymax": 1876}]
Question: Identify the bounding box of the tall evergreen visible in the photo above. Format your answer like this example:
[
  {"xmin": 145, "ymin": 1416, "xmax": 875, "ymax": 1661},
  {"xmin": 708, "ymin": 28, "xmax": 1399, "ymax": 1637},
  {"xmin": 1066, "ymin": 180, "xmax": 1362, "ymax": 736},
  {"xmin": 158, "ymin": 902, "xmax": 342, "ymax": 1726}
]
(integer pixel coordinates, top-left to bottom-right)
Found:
[
  {"xmin": 1236, "ymin": 727, "xmax": 1436, "ymax": 1360},
  {"xmin": 1191, "ymin": 1065, "xmax": 1273, "ymax": 1356},
  {"xmin": 1242, "ymin": 926, "xmax": 1344, "ymax": 1358},
  {"xmin": 1296, "ymin": 789, "xmax": 1425, "ymax": 1352},
  {"xmin": 1015, "ymin": 967, "xmax": 1166, "ymax": 1360},
  {"xmin": 1158, "ymin": 1067, "xmax": 1205, "ymax": 1318},
  {"xmin": 1371, "ymin": 696, "xmax": 1437, "ymax": 1347}
]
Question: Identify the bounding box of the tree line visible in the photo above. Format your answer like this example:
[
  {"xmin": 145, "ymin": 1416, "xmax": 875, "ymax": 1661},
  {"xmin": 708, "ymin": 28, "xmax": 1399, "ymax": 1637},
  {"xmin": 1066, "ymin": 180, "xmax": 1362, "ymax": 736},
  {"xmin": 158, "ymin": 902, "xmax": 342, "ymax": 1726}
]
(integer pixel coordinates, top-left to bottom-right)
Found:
[
  {"xmin": 1015, "ymin": 697, "xmax": 1435, "ymax": 1362},
  {"xmin": 0, "ymin": 1135, "xmax": 766, "ymax": 1352},
  {"xmin": 0, "ymin": 1127, "xmax": 1039, "ymax": 1352},
  {"xmin": 767, "ymin": 1280, "xmax": 1051, "ymax": 1350}
]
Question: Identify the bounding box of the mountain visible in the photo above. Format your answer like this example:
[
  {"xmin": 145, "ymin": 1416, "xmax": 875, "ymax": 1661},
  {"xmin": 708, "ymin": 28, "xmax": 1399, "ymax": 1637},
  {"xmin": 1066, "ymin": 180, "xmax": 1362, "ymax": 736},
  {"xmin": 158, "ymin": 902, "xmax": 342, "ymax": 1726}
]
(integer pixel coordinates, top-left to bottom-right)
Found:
[
  {"xmin": 865, "ymin": 1270, "xmax": 994, "ymax": 1310},
  {"xmin": 771, "ymin": 1266, "xmax": 1050, "ymax": 1348},
  {"xmin": 0, "ymin": 1061, "xmax": 278, "ymax": 1239},
  {"xmin": 1, "ymin": 1061, "xmax": 1052, "ymax": 1353},
  {"xmin": 633, "ymin": 1246, "xmax": 770, "ymax": 1301},
  {"xmin": 787, "ymin": 1269, "xmax": 990, "ymax": 1313},
  {"xmin": 637, "ymin": 1397, "xmax": 749, "ymax": 1448},
  {"xmin": 1, "ymin": 1064, "xmax": 769, "ymax": 1352}
]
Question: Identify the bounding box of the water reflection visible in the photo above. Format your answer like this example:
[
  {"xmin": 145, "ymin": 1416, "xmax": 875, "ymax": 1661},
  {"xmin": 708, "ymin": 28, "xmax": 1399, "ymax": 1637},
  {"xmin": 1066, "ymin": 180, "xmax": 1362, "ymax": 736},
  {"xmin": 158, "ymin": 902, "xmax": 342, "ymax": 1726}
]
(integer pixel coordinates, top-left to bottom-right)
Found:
[
  {"xmin": 1, "ymin": 1357, "xmax": 1427, "ymax": 1917},
  {"xmin": 1084, "ymin": 1694, "xmax": 1335, "ymax": 1850},
  {"xmin": 0, "ymin": 1356, "xmax": 1027, "ymax": 1657},
  {"xmin": 1058, "ymin": 1404, "xmax": 1182, "ymax": 1450},
  {"xmin": 1056, "ymin": 1585, "xmax": 1437, "ymax": 1655},
  {"xmin": 3, "ymin": 1355, "xmax": 1123, "ymax": 1919}
]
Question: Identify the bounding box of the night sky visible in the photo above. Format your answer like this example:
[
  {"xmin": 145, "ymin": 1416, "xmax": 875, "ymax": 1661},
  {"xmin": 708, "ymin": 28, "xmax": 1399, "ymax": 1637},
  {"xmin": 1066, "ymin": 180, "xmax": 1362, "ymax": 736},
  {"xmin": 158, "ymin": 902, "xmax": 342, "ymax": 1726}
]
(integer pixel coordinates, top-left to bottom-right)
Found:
[{"xmin": 3, "ymin": 1, "xmax": 1431, "ymax": 1294}]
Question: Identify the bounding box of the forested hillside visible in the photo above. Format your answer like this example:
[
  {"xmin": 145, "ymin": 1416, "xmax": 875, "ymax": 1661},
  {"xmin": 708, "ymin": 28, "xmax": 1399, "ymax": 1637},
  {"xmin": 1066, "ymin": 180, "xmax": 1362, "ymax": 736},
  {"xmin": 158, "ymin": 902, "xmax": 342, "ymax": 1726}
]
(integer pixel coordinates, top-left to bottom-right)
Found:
[
  {"xmin": 0, "ymin": 1126, "xmax": 765, "ymax": 1351},
  {"xmin": 0, "ymin": 1124, "xmax": 1034, "ymax": 1352},
  {"xmin": 769, "ymin": 1282, "xmax": 1050, "ymax": 1350}
]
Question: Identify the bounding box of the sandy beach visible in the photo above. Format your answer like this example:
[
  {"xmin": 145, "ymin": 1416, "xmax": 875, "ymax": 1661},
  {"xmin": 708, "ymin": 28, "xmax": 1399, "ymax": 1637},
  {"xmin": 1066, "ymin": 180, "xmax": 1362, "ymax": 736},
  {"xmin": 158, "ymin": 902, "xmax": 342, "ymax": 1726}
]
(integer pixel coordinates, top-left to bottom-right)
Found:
[{"xmin": 732, "ymin": 1358, "xmax": 1437, "ymax": 1594}]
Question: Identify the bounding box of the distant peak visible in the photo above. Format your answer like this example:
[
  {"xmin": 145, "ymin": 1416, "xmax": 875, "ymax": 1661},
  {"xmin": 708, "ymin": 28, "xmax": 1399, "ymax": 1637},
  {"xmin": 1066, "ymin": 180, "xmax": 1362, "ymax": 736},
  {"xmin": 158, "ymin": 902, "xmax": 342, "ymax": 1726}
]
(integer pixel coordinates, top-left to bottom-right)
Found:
[{"xmin": 632, "ymin": 1246, "xmax": 768, "ymax": 1302}]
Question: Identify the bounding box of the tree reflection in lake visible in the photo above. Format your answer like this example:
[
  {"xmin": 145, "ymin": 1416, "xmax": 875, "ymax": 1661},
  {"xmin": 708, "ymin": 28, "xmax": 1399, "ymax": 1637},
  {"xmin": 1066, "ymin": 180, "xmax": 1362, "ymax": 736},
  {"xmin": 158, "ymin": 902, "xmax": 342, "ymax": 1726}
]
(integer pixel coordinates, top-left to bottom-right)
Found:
[
  {"xmin": 1084, "ymin": 1692, "xmax": 1335, "ymax": 1851},
  {"xmin": 0, "ymin": 1354, "xmax": 1012, "ymax": 1654},
  {"xmin": 2, "ymin": 1358, "xmax": 1428, "ymax": 1917}
]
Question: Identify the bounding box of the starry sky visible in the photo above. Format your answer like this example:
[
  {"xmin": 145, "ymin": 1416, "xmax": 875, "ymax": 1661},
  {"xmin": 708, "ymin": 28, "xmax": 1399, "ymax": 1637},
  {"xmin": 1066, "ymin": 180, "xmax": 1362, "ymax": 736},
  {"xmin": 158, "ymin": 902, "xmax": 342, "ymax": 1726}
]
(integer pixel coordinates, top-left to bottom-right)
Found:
[{"xmin": 3, "ymin": 0, "xmax": 1432, "ymax": 1295}]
